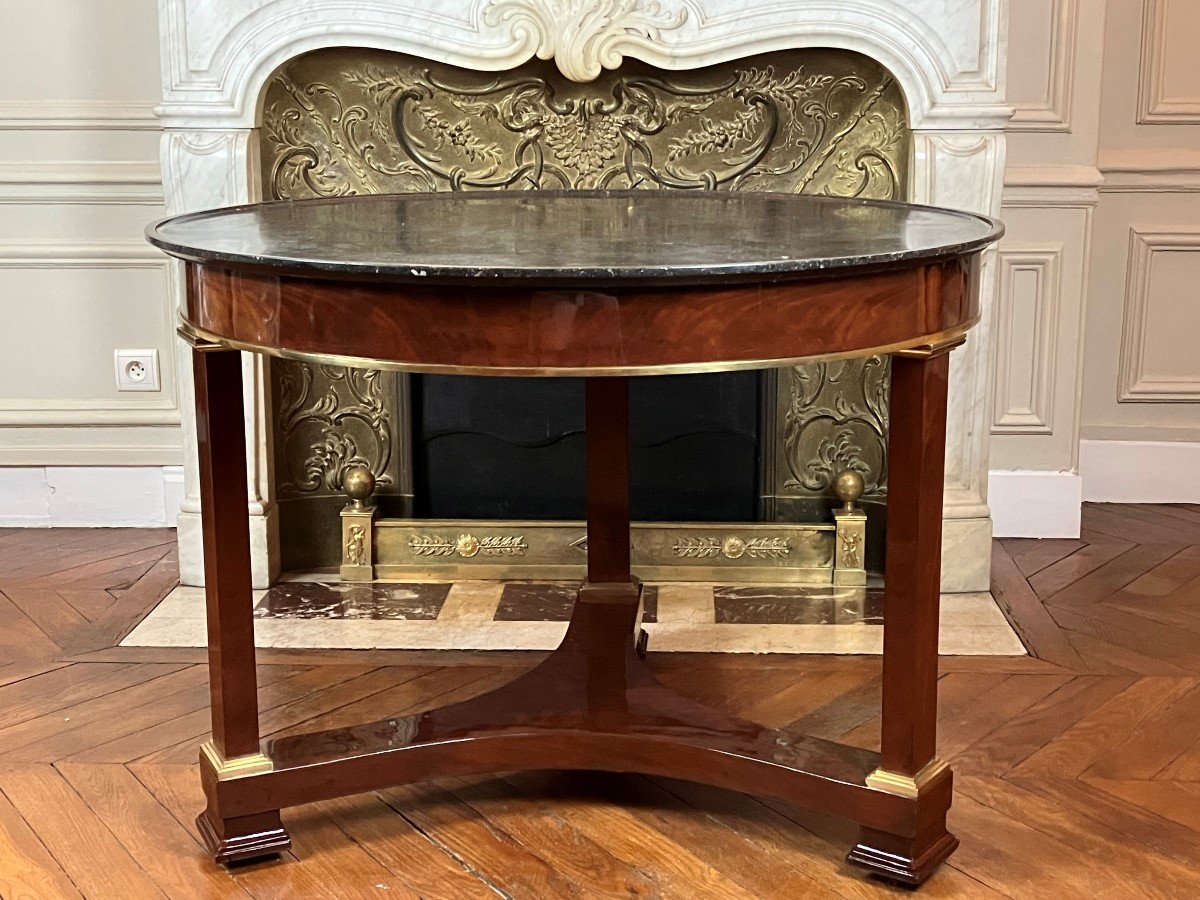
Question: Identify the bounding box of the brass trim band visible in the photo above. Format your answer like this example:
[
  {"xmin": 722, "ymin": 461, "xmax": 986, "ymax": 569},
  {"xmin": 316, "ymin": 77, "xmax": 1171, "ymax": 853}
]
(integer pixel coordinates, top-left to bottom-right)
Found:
[
  {"xmin": 865, "ymin": 759, "xmax": 949, "ymax": 799},
  {"xmin": 200, "ymin": 741, "xmax": 274, "ymax": 780},
  {"xmin": 894, "ymin": 335, "xmax": 969, "ymax": 359},
  {"xmin": 176, "ymin": 327, "xmax": 224, "ymax": 352},
  {"xmin": 178, "ymin": 316, "xmax": 979, "ymax": 378}
]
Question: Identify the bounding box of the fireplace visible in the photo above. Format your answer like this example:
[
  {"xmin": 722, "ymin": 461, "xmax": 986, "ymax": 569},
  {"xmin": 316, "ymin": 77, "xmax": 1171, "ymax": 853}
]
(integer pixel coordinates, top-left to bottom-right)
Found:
[
  {"xmin": 157, "ymin": 0, "xmax": 1007, "ymax": 592},
  {"xmin": 259, "ymin": 47, "xmax": 905, "ymax": 576}
]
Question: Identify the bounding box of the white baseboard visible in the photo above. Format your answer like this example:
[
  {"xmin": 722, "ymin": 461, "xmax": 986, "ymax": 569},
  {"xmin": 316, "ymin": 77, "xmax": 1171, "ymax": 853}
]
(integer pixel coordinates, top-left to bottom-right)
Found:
[
  {"xmin": 990, "ymin": 441, "xmax": 1200, "ymax": 538},
  {"xmin": 0, "ymin": 466, "xmax": 183, "ymax": 527},
  {"xmin": 988, "ymin": 470, "xmax": 1084, "ymax": 538},
  {"xmin": 1080, "ymin": 440, "xmax": 1200, "ymax": 503},
  {"xmin": 3, "ymin": 447, "xmax": 1193, "ymax": 534}
]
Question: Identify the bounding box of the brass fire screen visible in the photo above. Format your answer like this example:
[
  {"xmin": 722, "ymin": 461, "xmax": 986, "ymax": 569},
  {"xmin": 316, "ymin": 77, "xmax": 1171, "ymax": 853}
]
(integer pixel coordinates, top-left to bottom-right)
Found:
[{"xmin": 258, "ymin": 47, "xmax": 910, "ymax": 578}]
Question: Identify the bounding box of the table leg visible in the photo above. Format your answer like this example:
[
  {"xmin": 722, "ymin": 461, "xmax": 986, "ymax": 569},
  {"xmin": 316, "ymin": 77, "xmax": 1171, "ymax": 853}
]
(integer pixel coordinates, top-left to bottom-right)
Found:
[
  {"xmin": 848, "ymin": 350, "xmax": 958, "ymax": 884},
  {"xmin": 189, "ymin": 339, "xmax": 290, "ymax": 863},
  {"xmin": 188, "ymin": 364, "xmax": 959, "ymax": 878},
  {"xmin": 584, "ymin": 376, "xmax": 632, "ymax": 585},
  {"xmin": 576, "ymin": 375, "xmax": 642, "ymax": 669}
]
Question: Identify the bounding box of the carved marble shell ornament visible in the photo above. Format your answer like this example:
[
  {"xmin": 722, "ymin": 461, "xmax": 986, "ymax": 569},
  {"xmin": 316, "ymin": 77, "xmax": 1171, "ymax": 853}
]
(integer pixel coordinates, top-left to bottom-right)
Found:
[{"xmin": 484, "ymin": 0, "xmax": 692, "ymax": 82}]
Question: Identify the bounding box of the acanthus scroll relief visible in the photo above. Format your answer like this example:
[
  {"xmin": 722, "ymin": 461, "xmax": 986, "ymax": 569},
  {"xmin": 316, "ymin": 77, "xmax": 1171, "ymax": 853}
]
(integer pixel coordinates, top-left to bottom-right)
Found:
[
  {"xmin": 262, "ymin": 46, "xmax": 909, "ymax": 511},
  {"xmin": 781, "ymin": 355, "xmax": 889, "ymax": 500},
  {"xmin": 274, "ymin": 362, "xmax": 394, "ymax": 497}
]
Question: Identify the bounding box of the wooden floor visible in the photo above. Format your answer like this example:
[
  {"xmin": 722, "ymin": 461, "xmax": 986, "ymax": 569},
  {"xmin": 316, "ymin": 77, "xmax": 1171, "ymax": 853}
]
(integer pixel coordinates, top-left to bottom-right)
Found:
[{"xmin": 2, "ymin": 503, "xmax": 1200, "ymax": 898}]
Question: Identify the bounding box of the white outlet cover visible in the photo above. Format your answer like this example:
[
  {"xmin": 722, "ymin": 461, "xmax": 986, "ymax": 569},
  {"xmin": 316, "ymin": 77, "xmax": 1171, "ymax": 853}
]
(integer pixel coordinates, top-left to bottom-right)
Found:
[{"xmin": 114, "ymin": 349, "xmax": 161, "ymax": 392}]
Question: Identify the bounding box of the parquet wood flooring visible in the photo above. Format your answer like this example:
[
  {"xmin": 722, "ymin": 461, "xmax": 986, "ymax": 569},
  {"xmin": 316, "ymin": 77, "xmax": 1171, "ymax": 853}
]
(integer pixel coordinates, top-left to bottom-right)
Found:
[{"xmin": 2, "ymin": 505, "xmax": 1200, "ymax": 897}]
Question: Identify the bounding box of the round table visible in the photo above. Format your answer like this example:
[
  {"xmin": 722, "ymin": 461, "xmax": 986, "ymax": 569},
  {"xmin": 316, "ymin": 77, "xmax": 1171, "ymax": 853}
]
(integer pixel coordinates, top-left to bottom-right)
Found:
[{"xmin": 149, "ymin": 190, "xmax": 1002, "ymax": 886}]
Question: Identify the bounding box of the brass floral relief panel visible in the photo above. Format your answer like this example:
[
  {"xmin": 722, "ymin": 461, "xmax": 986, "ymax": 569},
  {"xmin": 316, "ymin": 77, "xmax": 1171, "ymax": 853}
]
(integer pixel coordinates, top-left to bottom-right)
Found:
[
  {"xmin": 260, "ymin": 47, "xmax": 909, "ymax": 564},
  {"xmin": 272, "ymin": 363, "xmax": 397, "ymax": 499}
]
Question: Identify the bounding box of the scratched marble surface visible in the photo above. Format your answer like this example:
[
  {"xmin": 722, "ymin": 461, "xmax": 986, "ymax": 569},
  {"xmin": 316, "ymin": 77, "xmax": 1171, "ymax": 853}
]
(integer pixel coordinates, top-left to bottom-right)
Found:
[
  {"xmin": 253, "ymin": 581, "xmax": 450, "ymax": 620},
  {"xmin": 148, "ymin": 191, "xmax": 1002, "ymax": 286},
  {"xmin": 125, "ymin": 580, "xmax": 1025, "ymax": 655},
  {"xmin": 713, "ymin": 585, "xmax": 884, "ymax": 625}
]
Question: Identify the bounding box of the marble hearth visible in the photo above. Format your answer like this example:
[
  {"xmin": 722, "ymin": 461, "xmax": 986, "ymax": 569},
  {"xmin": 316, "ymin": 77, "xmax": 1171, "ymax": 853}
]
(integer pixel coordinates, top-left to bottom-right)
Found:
[{"xmin": 126, "ymin": 580, "xmax": 1025, "ymax": 655}]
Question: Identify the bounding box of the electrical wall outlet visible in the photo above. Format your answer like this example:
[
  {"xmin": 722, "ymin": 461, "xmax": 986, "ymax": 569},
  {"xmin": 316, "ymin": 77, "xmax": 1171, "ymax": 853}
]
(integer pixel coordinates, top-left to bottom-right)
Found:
[{"xmin": 114, "ymin": 349, "xmax": 161, "ymax": 392}]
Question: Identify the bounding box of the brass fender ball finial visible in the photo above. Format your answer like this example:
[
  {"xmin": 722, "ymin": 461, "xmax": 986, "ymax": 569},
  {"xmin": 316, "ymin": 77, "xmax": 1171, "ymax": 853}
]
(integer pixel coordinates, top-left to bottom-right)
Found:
[
  {"xmin": 342, "ymin": 465, "xmax": 377, "ymax": 509},
  {"xmin": 834, "ymin": 468, "xmax": 865, "ymax": 513}
]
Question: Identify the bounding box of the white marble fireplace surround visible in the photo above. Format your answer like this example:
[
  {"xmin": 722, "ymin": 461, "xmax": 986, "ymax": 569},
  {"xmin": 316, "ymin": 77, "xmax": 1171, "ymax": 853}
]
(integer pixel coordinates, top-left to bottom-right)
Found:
[{"xmin": 157, "ymin": 0, "xmax": 1010, "ymax": 591}]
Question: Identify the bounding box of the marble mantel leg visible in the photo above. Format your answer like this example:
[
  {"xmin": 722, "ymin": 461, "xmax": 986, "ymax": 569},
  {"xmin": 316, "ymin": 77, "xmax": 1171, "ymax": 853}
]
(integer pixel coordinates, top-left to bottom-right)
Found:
[
  {"xmin": 913, "ymin": 129, "xmax": 1007, "ymax": 593},
  {"xmin": 164, "ymin": 128, "xmax": 278, "ymax": 589}
]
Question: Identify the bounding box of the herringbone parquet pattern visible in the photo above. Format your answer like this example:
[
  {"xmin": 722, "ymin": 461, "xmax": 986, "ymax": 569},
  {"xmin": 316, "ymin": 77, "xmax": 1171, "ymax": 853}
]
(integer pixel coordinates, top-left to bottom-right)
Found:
[{"xmin": 2, "ymin": 505, "xmax": 1200, "ymax": 897}]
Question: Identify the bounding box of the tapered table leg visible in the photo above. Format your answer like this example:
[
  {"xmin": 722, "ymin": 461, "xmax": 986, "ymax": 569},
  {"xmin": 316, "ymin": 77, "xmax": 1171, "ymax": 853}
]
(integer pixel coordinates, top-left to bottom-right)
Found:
[
  {"xmin": 848, "ymin": 350, "xmax": 958, "ymax": 885},
  {"xmin": 188, "ymin": 335, "xmax": 290, "ymax": 863}
]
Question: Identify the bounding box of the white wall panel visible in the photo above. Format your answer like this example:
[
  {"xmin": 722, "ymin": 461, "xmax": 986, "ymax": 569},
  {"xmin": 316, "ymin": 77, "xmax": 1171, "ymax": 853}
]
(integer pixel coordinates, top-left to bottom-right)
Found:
[
  {"xmin": 0, "ymin": 0, "xmax": 176, "ymax": 469},
  {"xmin": 1137, "ymin": 0, "xmax": 1200, "ymax": 124},
  {"xmin": 1118, "ymin": 230, "xmax": 1200, "ymax": 402},
  {"xmin": 993, "ymin": 247, "xmax": 1063, "ymax": 433},
  {"xmin": 1008, "ymin": 0, "xmax": 1078, "ymax": 132}
]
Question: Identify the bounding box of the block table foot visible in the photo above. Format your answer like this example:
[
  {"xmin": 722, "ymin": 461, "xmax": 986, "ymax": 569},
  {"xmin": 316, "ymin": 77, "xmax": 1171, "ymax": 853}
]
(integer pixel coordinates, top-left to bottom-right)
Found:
[
  {"xmin": 197, "ymin": 808, "xmax": 291, "ymax": 865},
  {"xmin": 847, "ymin": 822, "xmax": 958, "ymax": 885}
]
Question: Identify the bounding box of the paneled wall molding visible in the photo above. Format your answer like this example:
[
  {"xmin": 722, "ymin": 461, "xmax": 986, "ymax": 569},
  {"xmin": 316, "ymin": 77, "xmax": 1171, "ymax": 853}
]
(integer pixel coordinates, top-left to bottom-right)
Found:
[
  {"xmin": 0, "ymin": 161, "xmax": 163, "ymax": 205},
  {"xmin": 0, "ymin": 100, "xmax": 159, "ymax": 131},
  {"xmin": 0, "ymin": 241, "xmax": 181, "ymax": 453},
  {"xmin": 993, "ymin": 246, "xmax": 1063, "ymax": 434},
  {"xmin": 1118, "ymin": 228, "xmax": 1200, "ymax": 403},
  {"xmin": 1081, "ymin": 423, "xmax": 1200, "ymax": 443},
  {"xmin": 0, "ymin": 240, "xmax": 166, "ymax": 265},
  {"xmin": 1004, "ymin": 165, "xmax": 1103, "ymax": 207},
  {"xmin": 0, "ymin": 400, "xmax": 180, "ymax": 428},
  {"xmin": 0, "ymin": 447, "xmax": 184, "ymax": 467},
  {"xmin": 1008, "ymin": 0, "xmax": 1078, "ymax": 132},
  {"xmin": 1137, "ymin": 0, "xmax": 1200, "ymax": 124},
  {"xmin": 1100, "ymin": 151, "xmax": 1200, "ymax": 193}
]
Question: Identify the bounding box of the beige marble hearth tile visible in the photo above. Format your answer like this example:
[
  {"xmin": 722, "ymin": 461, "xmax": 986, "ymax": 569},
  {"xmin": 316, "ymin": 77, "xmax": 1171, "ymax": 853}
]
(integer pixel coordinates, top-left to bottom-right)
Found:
[
  {"xmin": 121, "ymin": 616, "xmax": 207, "ymax": 648},
  {"xmin": 147, "ymin": 585, "xmax": 206, "ymax": 619},
  {"xmin": 124, "ymin": 581, "xmax": 1025, "ymax": 657},
  {"xmin": 144, "ymin": 584, "xmax": 268, "ymax": 621},
  {"xmin": 654, "ymin": 583, "xmax": 716, "ymax": 624},
  {"xmin": 938, "ymin": 626, "xmax": 1026, "ymax": 656},
  {"xmin": 645, "ymin": 623, "xmax": 883, "ymax": 654},
  {"xmin": 438, "ymin": 581, "xmax": 505, "ymax": 623},
  {"xmin": 940, "ymin": 592, "xmax": 1016, "ymax": 628},
  {"xmin": 937, "ymin": 592, "xmax": 1026, "ymax": 655},
  {"xmin": 252, "ymin": 618, "xmax": 565, "ymax": 651}
]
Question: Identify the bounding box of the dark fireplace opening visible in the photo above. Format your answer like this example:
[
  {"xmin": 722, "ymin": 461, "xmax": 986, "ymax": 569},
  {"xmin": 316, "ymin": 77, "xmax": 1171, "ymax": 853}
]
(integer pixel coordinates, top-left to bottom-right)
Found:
[{"xmin": 412, "ymin": 372, "xmax": 762, "ymax": 522}]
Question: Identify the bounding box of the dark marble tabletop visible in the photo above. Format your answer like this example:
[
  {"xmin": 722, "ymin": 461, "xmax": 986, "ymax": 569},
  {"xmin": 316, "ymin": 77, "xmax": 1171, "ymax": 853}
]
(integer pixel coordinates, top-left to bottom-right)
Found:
[{"xmin": 147, "ymin": 191, "xmax": 1003, "ymax": 287}]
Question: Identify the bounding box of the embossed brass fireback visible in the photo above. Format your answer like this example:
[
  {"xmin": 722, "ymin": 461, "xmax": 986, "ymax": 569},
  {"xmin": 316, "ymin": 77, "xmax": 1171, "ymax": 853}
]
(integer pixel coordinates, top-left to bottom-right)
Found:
[{"xmin": 259, "ymin": 47, "xmax": 910, "ymax": 572}]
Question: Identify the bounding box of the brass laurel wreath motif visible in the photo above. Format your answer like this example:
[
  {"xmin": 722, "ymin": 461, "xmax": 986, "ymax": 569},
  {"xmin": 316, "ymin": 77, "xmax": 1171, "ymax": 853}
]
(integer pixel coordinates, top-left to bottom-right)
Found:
[
  {"xmin": 261, "ymin": 47, "xmax": 908, "ymax": 542},
  {"xmin": 672, "ymin": 536, "xmax": 792, "ymax": 560},
  {"xmin": 408, "ymin": 534, "xmax": 530, "ymax": 559}
]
